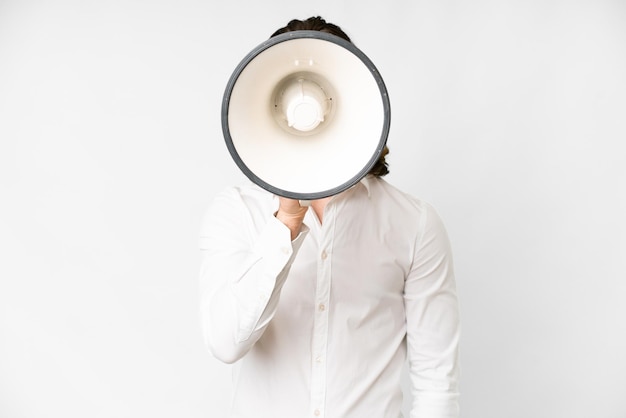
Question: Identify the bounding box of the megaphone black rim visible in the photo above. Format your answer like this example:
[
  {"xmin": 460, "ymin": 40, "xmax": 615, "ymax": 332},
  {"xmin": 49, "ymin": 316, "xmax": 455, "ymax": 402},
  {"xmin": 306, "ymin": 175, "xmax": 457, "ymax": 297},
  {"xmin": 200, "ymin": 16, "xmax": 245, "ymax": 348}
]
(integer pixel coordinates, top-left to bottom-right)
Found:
[{"xmin": 222, "ymin": 30, "xmax": 391, "ymax": 200}]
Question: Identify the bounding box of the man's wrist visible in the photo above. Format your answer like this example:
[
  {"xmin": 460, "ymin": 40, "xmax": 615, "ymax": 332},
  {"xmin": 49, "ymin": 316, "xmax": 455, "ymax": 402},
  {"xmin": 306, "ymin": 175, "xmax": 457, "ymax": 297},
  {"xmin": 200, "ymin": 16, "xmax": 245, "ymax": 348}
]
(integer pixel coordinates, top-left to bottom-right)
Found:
[{"xmin": 275, "ymin": 210, "xmax": 305, "ymax": 240}]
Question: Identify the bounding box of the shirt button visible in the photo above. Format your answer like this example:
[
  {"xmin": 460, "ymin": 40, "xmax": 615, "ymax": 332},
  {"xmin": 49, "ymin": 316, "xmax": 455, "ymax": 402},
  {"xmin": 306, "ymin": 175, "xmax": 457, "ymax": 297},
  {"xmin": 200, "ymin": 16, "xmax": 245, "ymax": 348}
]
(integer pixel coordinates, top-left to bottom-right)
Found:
[
  {"xmin": 281, "ymin": 247, "xmax": 290, "ymax": 254},
  {"xmin": 320, "ymin": 251, "xmax": 327, "ymax": 260},
  {"xmin": 314, "ymin": 409, "xmax": 320, "ymax": 416},
  {"xmin": 318, "ymin": 303, "xmax": 325, "ymax": 312}
]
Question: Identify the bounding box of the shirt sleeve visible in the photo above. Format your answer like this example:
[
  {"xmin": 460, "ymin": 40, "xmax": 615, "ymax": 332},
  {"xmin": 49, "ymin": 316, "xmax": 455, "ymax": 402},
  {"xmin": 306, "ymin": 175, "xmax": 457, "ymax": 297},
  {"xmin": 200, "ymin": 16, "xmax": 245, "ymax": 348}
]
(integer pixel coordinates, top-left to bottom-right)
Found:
[
  {"xmin": 198, "ymin": 188, "xmax": 309, "ymax": 364},
  {"xmin": 404, "ymin": 203, "xmax": 461, "ymax": 418}
]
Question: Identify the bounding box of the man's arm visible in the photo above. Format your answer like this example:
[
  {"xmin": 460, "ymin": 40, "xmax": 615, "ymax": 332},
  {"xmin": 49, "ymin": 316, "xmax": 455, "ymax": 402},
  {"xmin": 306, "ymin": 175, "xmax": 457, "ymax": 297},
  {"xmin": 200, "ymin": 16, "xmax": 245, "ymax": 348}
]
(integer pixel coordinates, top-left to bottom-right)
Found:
[
  {"xmin": 199, "ymin": 188, "xmax": 308, "ymax": 363},
  {"xmin": 404, "ymin": 203, "xmax": 461, "ymax": 418}
]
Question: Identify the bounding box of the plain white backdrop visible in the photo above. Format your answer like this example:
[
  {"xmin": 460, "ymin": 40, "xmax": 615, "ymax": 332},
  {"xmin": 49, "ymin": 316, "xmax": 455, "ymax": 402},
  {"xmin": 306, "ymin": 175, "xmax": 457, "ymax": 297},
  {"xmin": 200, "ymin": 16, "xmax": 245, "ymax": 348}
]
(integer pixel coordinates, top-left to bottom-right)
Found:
[{"xmin": 1, "ymin": 1, "xmax": 625, "ymax": 417}]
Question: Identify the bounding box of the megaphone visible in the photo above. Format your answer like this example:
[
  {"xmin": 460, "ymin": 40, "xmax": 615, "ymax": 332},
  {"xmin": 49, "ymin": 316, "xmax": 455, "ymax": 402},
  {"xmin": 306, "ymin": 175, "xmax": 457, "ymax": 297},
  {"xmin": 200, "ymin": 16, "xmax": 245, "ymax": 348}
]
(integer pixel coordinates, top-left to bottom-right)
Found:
[{"xmin": 222, "ymin": 30, "xmax": 390, "ymax": 200}]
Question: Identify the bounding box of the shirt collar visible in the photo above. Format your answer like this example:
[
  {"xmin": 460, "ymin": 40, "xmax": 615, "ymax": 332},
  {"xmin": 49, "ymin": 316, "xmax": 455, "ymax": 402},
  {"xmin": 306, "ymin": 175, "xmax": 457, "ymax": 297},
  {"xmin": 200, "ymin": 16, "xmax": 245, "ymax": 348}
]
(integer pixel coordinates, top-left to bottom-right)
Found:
[{"xmin": 359, "ymin": 175, "xmax": 374, "ymax": 198}]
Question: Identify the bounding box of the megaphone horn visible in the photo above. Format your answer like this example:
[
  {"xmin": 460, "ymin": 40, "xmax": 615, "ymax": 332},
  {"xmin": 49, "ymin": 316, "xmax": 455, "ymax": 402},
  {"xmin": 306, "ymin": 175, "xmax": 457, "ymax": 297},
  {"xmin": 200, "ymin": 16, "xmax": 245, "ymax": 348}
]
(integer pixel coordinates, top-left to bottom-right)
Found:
[{"xmin": 222, "ymin": 30, "xmax": 390, "ymax": 200}]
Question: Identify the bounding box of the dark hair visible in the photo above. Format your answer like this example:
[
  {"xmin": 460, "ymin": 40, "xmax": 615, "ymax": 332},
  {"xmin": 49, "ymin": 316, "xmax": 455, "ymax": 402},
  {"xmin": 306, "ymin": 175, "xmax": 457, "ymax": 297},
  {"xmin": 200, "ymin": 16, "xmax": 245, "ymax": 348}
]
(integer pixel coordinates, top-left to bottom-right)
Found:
[
  {"xmin": 271, "ymin": 16, "xmax": 352, "ymax": 42},
  {"xmin": 271, "ymin": 16, "xmax": 390, "ymax": 177}
]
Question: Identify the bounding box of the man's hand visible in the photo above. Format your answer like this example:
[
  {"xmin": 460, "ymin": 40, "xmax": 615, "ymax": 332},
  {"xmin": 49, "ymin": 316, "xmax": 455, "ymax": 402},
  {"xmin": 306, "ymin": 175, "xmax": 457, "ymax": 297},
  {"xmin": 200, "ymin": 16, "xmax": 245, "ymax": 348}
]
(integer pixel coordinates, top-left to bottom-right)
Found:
[{"xmin": 275, "ymin": 197, "xmax": 308, "ymax": 240}]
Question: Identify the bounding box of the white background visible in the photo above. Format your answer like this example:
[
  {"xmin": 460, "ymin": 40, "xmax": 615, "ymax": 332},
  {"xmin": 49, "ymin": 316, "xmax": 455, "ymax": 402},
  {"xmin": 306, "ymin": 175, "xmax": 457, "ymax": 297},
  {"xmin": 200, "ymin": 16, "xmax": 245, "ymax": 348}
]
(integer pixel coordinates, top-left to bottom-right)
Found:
[{"xmin": 1, "ymin": 1, "xmax": 625, "ymax": 417}]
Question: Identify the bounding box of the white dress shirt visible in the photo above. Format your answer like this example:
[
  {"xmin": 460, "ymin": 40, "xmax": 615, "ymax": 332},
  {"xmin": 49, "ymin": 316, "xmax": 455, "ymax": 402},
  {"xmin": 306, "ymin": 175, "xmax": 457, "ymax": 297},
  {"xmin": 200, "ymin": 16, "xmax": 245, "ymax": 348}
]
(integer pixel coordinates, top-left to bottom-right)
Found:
[{"xmin": 199, "ymin": 176, "xmax": 460, "ymax": 418}]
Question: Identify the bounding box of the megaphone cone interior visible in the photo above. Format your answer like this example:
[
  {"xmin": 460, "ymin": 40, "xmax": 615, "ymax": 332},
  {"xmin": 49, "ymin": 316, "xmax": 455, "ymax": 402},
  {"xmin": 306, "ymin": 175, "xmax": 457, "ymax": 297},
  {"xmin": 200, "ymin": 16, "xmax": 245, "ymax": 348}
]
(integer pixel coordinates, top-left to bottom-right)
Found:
[{"xmin": 222, "ymin": 31, "xmax": 390, "ymax": 200}]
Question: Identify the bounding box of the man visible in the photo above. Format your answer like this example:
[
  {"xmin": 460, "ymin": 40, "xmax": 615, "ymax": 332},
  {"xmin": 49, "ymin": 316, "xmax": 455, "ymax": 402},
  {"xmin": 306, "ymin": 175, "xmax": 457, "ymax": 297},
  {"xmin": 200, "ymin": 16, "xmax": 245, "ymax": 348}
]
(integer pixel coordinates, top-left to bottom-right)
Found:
[{"xmin": 199, "ymin": 16, "xmax": 460, "ymax": 418}]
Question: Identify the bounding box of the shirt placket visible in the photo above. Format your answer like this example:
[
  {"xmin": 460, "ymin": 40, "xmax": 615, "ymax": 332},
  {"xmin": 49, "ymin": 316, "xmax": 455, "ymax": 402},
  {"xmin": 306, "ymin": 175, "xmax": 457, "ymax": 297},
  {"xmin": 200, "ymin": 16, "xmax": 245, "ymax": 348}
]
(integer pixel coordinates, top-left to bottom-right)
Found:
[{"xmin": 310, "ymin": 204, "xmax": 335, "ymax": 418}]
